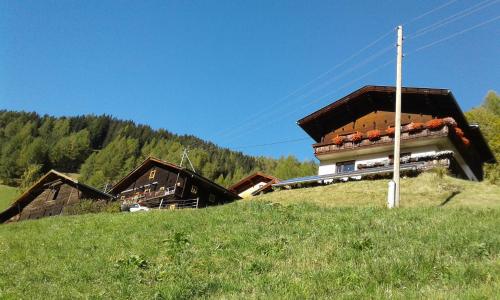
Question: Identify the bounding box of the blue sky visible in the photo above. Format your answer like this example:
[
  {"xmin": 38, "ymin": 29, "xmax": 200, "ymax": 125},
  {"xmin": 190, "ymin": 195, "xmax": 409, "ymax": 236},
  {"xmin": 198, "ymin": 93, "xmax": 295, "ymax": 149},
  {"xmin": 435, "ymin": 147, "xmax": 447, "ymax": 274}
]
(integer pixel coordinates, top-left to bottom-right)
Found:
[{"xmin": 1, "ymin": 0, "xmax": 499, "ymax": 161}]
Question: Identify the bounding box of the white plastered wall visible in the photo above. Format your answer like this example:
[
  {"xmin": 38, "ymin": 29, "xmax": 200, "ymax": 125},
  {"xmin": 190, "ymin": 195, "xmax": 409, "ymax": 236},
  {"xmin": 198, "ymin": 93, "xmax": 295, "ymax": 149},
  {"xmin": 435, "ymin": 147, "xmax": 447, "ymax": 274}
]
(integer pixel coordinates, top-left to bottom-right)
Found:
[{"xmin": 318, "ymin": 145, "xmax": 439, "ymax": 176}]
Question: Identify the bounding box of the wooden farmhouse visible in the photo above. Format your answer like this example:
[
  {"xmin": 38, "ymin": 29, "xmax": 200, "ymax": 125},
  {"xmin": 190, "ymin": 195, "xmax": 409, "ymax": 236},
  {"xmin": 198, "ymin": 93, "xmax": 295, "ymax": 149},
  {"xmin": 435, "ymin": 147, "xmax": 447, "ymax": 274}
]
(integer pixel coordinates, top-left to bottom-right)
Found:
[
  {"xmin": 229, "ymin": 172, "xmax": 280, "ymax": 198},
  {"xmin": 0, "ymin": 170, "xmax": 112, "ymax": 223},
  {"xmin": 276, "ymin": 86, "xmax": 495, "ymax": 187},
  {"xmin": 109, "ymin": 157, "xmax": 240, "ymax": 209}
]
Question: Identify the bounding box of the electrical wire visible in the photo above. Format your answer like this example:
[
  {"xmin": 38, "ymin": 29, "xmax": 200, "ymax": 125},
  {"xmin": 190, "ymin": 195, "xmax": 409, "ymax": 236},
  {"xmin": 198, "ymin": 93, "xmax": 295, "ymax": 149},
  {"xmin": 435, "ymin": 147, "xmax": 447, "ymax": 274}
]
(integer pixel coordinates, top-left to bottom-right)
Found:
[
  {"xmin": 224, "ymin": 59, "xmax": 394, "ymax": 147},
  {"xmin": 231, "ymin": 137, "xmax": 310, "ymax": 150},
  {"xmin": 408, "ymin": 14, "xmax": 500, "ymax": 55},
  {"xmin": 213, "ymin": 29, "xmax": 394, "ymax": 138},
  {"xmin": 407, "ymin": 0, "xmax": 500, "ymax": 40},
  {"xmin": 403, "ymin": 0, "xmax": 459, "ymax": 26},
  {"xmin": 218, "ymin": 43, "xmax": 394, "ymax": 140}
]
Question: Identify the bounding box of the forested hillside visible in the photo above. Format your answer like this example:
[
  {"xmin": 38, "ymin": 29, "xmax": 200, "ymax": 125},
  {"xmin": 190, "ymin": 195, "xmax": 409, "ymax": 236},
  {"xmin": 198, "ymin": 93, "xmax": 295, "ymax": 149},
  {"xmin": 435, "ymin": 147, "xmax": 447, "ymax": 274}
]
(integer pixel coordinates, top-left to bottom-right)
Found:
[{"xmin": 0, "ymin": 111, "xmax": 316, "ymax": 189}]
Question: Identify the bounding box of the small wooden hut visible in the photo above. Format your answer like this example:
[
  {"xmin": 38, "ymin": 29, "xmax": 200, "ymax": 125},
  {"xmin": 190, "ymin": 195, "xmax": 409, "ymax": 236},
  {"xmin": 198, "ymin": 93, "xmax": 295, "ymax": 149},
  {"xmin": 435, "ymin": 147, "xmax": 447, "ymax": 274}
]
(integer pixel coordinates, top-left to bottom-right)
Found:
[{"xmin": 0, "ymin": 170, "xmax": 112, "ymax": 223}]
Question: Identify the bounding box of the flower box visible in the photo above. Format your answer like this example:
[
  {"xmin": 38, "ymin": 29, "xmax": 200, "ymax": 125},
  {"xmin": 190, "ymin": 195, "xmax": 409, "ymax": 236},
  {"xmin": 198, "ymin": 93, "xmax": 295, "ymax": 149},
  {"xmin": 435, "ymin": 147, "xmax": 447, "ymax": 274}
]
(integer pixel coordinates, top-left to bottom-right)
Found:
[
  {"xmin": 350, "ymin": 131, "xmax": 363, "ymax": 143},
  {"xmin": 367, "ymin": 129, "xmax": 381, "ymax": 141},
  {"xmin": 385, "ymin": 127, "xmax": 395, "ymax": 136},
  {"xmin": 332, "ymin": 135, "xmax": 344, "ymax": 146},
  {"xmin": 407, "ymin": 122, "xmax": 425, "ymax": 133},
  {"xmin": 425, "ymin": 118, "xmax": 444, "ymax": 130}
]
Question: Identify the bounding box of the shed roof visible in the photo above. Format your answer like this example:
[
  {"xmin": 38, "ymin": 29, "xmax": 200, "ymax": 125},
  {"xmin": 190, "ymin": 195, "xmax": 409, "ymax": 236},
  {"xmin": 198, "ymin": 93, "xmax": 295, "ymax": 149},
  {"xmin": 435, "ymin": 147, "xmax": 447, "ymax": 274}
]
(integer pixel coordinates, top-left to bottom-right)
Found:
[{"xmin": 228, "ymin": 172, "xmax": 280, "ymax": 194}]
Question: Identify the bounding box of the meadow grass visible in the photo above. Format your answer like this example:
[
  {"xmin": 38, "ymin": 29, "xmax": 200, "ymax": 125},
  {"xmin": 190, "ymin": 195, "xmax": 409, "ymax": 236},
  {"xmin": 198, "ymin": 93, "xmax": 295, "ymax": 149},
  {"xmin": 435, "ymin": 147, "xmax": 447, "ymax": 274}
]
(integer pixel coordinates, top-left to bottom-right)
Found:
[
  {"xmin": 0, "ymin": 173, "xmax": 498, "ymax": 299},
  {"xmin": 0, "ymin": 184, "xmax": 19, "ymax": 211}
]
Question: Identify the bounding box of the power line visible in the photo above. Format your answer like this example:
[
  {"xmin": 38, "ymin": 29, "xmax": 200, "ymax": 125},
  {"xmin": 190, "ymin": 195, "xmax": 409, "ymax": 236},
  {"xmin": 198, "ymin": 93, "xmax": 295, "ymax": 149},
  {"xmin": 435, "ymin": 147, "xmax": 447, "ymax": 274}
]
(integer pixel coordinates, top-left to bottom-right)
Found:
[
  {"xmin": 214, "ymin": 29, "xmax": 394, "ymax": 138},
  {"xmin": 408, "ymin": 14, "xmax": 500, "ymax": 54},
  {"xmin": 231, "ymin": 137, "xmax": 310, "ymax": 150},
  {"xmin": 218, "ymin": 43, "xmax": 394, "ymax": 140},
  {"xmin": 403, "ymin": 0, "xmax": 459, "ymax": 26},
  {"xmin": 224, "ymin": 59, "xmax": 394, "ymax": 146},
  {"xmin": 407, "ymin": 0, "xmax": 500, "ymax": 40}
]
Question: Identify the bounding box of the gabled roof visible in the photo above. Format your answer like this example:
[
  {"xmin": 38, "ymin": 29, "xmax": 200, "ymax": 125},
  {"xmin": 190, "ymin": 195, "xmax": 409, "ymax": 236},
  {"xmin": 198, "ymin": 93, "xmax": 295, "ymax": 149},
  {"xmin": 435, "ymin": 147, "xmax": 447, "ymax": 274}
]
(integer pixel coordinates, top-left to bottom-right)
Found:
[
  {"xmin": 110, "ymin": 157, "xmax": 240, "ymax": 199},
  {"xmin": 228, "ymin": 172, "xmax": 280, "ymax": 194},
  {"xmin": 0, "ymin": 170, "xmax": 111, "ymax": 223},
  {"xmin": 297, "ymin": 85, "xmax": 495, "ymax": 163}
]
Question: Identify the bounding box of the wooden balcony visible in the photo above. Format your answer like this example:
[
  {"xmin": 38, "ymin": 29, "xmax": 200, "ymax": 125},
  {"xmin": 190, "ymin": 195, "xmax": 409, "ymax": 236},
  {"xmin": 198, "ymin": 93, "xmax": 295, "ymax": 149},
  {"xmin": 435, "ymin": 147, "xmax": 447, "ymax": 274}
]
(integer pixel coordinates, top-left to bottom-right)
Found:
[{"xmin": 314, "ymin": 126, "xmax": 450, "ymax": 156}]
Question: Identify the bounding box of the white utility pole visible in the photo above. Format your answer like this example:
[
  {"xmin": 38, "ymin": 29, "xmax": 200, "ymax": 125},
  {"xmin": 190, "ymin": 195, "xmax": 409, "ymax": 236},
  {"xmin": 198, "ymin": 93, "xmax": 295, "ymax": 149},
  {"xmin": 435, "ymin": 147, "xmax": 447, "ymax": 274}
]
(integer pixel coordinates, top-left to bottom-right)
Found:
[{"xmin": 389, "ymin": 25, "xmax": 403, "ymax": 209}]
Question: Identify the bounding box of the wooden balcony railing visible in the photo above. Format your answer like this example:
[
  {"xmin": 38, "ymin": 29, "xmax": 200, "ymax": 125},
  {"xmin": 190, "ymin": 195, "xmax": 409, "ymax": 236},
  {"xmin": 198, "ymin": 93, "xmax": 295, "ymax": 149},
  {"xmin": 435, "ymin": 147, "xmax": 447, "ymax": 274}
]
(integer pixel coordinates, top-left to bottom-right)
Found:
[{"xmin": 314, "ymin": 126, "xmax": 450, "ymax": 155}]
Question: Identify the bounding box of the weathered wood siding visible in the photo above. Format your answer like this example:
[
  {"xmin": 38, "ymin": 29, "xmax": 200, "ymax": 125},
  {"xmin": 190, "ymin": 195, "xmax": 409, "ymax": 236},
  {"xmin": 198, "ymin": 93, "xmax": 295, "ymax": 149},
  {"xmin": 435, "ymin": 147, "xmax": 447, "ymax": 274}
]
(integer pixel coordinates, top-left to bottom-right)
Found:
[{"xmin": 324, "ymin": 111, "xmax": 434, "ymax": 142}]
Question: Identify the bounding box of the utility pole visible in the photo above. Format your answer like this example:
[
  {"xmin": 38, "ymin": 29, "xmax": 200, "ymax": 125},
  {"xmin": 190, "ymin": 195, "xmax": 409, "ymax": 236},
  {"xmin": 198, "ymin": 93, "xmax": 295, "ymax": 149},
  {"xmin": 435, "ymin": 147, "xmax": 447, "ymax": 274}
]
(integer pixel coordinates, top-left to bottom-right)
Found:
[{"xmin": 388, "ymin": 25, "xmax": 403, "ymax": 208}]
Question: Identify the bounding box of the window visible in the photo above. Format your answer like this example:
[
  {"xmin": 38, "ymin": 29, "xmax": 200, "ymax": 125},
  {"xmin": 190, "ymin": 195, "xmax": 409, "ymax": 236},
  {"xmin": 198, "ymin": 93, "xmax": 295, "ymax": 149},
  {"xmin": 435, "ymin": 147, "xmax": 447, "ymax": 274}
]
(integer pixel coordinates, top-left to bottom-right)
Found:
[
  {"xmin": 51, "ymin": 187, "xmax": 60, "ymax": 200},
  {"xmin": 191, "ymin": 185, "xmax": 198, "ymax": 195},
  {"xmin": 144, "ymin": 188, "xmax": 151, "ymax": 193},
  {"xmin": 336, "ymin": 160, "xmax": 355, "ymax": 174},
  {"xmin": 159, "ymin": 186, "xmax": 165, "ymax": 191},
  {"xmin": 149, "ymin": 169, "xmax": 156, "ymax": 180}
]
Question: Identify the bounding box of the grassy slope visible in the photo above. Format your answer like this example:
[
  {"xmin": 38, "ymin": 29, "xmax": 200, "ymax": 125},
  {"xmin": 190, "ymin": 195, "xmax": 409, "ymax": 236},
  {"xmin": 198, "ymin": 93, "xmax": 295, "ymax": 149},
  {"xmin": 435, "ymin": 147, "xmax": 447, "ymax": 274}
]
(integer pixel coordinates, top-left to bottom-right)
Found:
[
  {"xmin": 0, "ymin": 174, "xmax": 499, "ymax": 299},
  {"xmin": 0, "ymin": 184, "xmax": 19, "ymax": 211}
]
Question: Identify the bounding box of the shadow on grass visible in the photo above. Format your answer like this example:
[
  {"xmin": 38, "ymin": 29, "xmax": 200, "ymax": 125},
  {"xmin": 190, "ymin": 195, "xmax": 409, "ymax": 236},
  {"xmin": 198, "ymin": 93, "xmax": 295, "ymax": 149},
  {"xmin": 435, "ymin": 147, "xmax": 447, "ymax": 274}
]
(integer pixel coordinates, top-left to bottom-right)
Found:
[{"xmin": 439, "ymin": 191, "xmax": 461, "ymax": 206}]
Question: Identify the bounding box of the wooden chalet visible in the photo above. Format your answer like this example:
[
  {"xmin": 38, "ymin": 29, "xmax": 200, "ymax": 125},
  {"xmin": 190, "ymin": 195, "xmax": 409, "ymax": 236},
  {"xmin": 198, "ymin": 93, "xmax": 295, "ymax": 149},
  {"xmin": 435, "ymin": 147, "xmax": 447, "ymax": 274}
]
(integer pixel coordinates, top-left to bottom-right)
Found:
[
  {"xmin": 109, "ymin": 157, "xmax": 240, "ymax": 209},
  {"xmin": 229, "ymin": 172, "xmax": 280, "ymax": 198},
  {"xmin": 276, "ymin": 86, "xmax": 495, "ymax": 187},
  {"xmin": 0, "ymin": 170, "xmax": 112, "ymax": 223}
]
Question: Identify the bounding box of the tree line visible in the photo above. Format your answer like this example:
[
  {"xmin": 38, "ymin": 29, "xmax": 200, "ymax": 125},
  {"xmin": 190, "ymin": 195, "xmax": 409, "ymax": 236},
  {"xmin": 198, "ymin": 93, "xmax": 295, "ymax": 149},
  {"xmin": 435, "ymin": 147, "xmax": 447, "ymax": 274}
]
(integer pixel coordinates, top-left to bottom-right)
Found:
[{"xmin": 0, "ymin": 111, "xmax": 317, "ymax": 190}]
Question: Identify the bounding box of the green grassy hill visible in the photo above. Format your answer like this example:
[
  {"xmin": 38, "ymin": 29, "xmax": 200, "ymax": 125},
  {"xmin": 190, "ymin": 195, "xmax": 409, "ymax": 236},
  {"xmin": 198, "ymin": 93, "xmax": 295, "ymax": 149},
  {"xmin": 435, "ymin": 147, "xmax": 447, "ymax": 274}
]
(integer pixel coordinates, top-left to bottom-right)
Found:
[
  {"xmin": 0, "ymin": 184, "xmax": 19, "ymax": 211},
  {"xmin": 0, "ymin": 173, "xmax": 498, "ymax": 299}
]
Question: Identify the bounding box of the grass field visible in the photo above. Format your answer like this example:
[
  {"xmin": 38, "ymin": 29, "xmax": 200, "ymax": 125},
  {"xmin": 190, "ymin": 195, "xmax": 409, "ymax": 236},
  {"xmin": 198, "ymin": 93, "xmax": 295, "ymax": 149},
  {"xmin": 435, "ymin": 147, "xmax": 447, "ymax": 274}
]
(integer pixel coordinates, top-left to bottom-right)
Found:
[
  {"xmin": 0, "ymin": 184, "xmax": 19, "ymax": 211},
  {"xmin": 0, "ymin": 173, "xmax": 498, "ymax": 299}
]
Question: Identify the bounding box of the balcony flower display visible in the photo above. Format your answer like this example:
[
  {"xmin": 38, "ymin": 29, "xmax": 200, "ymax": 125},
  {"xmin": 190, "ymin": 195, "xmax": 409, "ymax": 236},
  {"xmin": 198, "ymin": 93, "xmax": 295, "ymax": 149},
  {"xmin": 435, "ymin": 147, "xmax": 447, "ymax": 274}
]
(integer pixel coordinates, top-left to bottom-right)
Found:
[
  {"xmin": 443, "ymin": 117, "xmax": 457, "ymax": 128},
  {"xmin": 385, "ymin": 127, "xmax": 395, "ymax": 136},
  {"xmin": 332, "ymin": 135, "xmax": 344, "ymax": 146},
  {"xmin": 454, "ymin": 127, "xmax": 464, "ymax": 138},
  {"xmin": 407, "ymin": 122, "xmax": 425, "ymax": 133},
  {"xmin": 367, "ymin": 129, "xmax": 381, "ymax": 141},
  {"xmin": 350, "ymin": 131, "xmax": 363, "ymax": 143},
  {"xmin": 425, "ymin": 118, "xmax": 444, "ymax": 130}
]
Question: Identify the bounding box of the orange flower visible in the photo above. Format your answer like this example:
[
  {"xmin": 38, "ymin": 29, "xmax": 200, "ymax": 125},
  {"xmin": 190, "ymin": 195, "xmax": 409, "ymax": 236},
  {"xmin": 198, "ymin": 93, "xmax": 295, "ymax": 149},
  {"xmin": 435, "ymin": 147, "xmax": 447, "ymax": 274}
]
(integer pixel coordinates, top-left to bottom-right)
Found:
[
  {"xmin": 425, "ymin": 118, "xmax": 444, "ymax": 130},
  {"xmin": 332, "ymin": 135, "xmax": 344, "ymax": 146},
  {"xmin": 351, "ymin": 131, "xmax": 363, "ymax": 143},
  {"xmin": 462, "ymin": 137, "xmax": 470, "ymax": 146},
  {"xmin": 367, "ymin": 129, "xmax": 381, "ymax": 140},
  {"xmin": 454, "ymin": 127, "xmax": 464, "ymax": 138},
  {"xmin": 407, "ymin": 122, "xmax": 425, "ymax": 133},
  {"xmin": 386, "ymin": 127, "xmax": 395, "ymax": 136}
]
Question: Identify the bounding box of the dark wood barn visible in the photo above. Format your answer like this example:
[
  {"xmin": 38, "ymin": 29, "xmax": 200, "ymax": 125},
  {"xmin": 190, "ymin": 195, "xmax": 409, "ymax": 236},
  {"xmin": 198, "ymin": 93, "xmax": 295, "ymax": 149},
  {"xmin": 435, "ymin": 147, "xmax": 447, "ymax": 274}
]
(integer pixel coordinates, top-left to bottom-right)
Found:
[
  {"xmin": 0, "ymin": 170, "xmax": 112, "ymax": 223},
  {"xmin": 110, "ymin": 157, "xmax": 240, "ymax": 209}
]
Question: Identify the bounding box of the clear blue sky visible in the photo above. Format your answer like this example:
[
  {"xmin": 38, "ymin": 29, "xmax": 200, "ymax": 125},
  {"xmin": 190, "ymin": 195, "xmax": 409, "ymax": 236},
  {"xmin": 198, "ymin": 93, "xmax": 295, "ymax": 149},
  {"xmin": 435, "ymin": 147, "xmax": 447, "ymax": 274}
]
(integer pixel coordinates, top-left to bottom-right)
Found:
[{"xmin": 1, "ymin": 0, "xmax": 499, "ymax": 161}]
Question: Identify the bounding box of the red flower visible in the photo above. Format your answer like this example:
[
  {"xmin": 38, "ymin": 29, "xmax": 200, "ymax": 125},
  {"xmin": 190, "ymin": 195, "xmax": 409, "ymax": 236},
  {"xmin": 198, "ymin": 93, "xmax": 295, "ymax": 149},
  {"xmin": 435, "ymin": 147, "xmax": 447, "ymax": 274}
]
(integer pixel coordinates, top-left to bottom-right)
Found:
[
  {"xmin": 332, "ymin": 135, "xmax": 344, "ymax": 146},
  {"xmin": 454, "ymin": 127, "xmax": 464, "ymax": 138},
  {"xmin": 462, "ymin": 137, "xmax": 470, "ymax": 146},
  {"xmin": 386, "ymin": 127, "xmax": 395, "ymax": 136},
  {"xmin": 426, "ymin": 118, "xmax": 444, "ymax": 130},
  {"xmin": 351, "ymin": 131, "xmax": 363, "ymax": 143},
  {"xmin": 407, "ymin": 122, "xmax": 425, "ymax": 133},
  {"xmin": 367, "ymin": 129, "xmax": 381, "ymax": 141}
]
